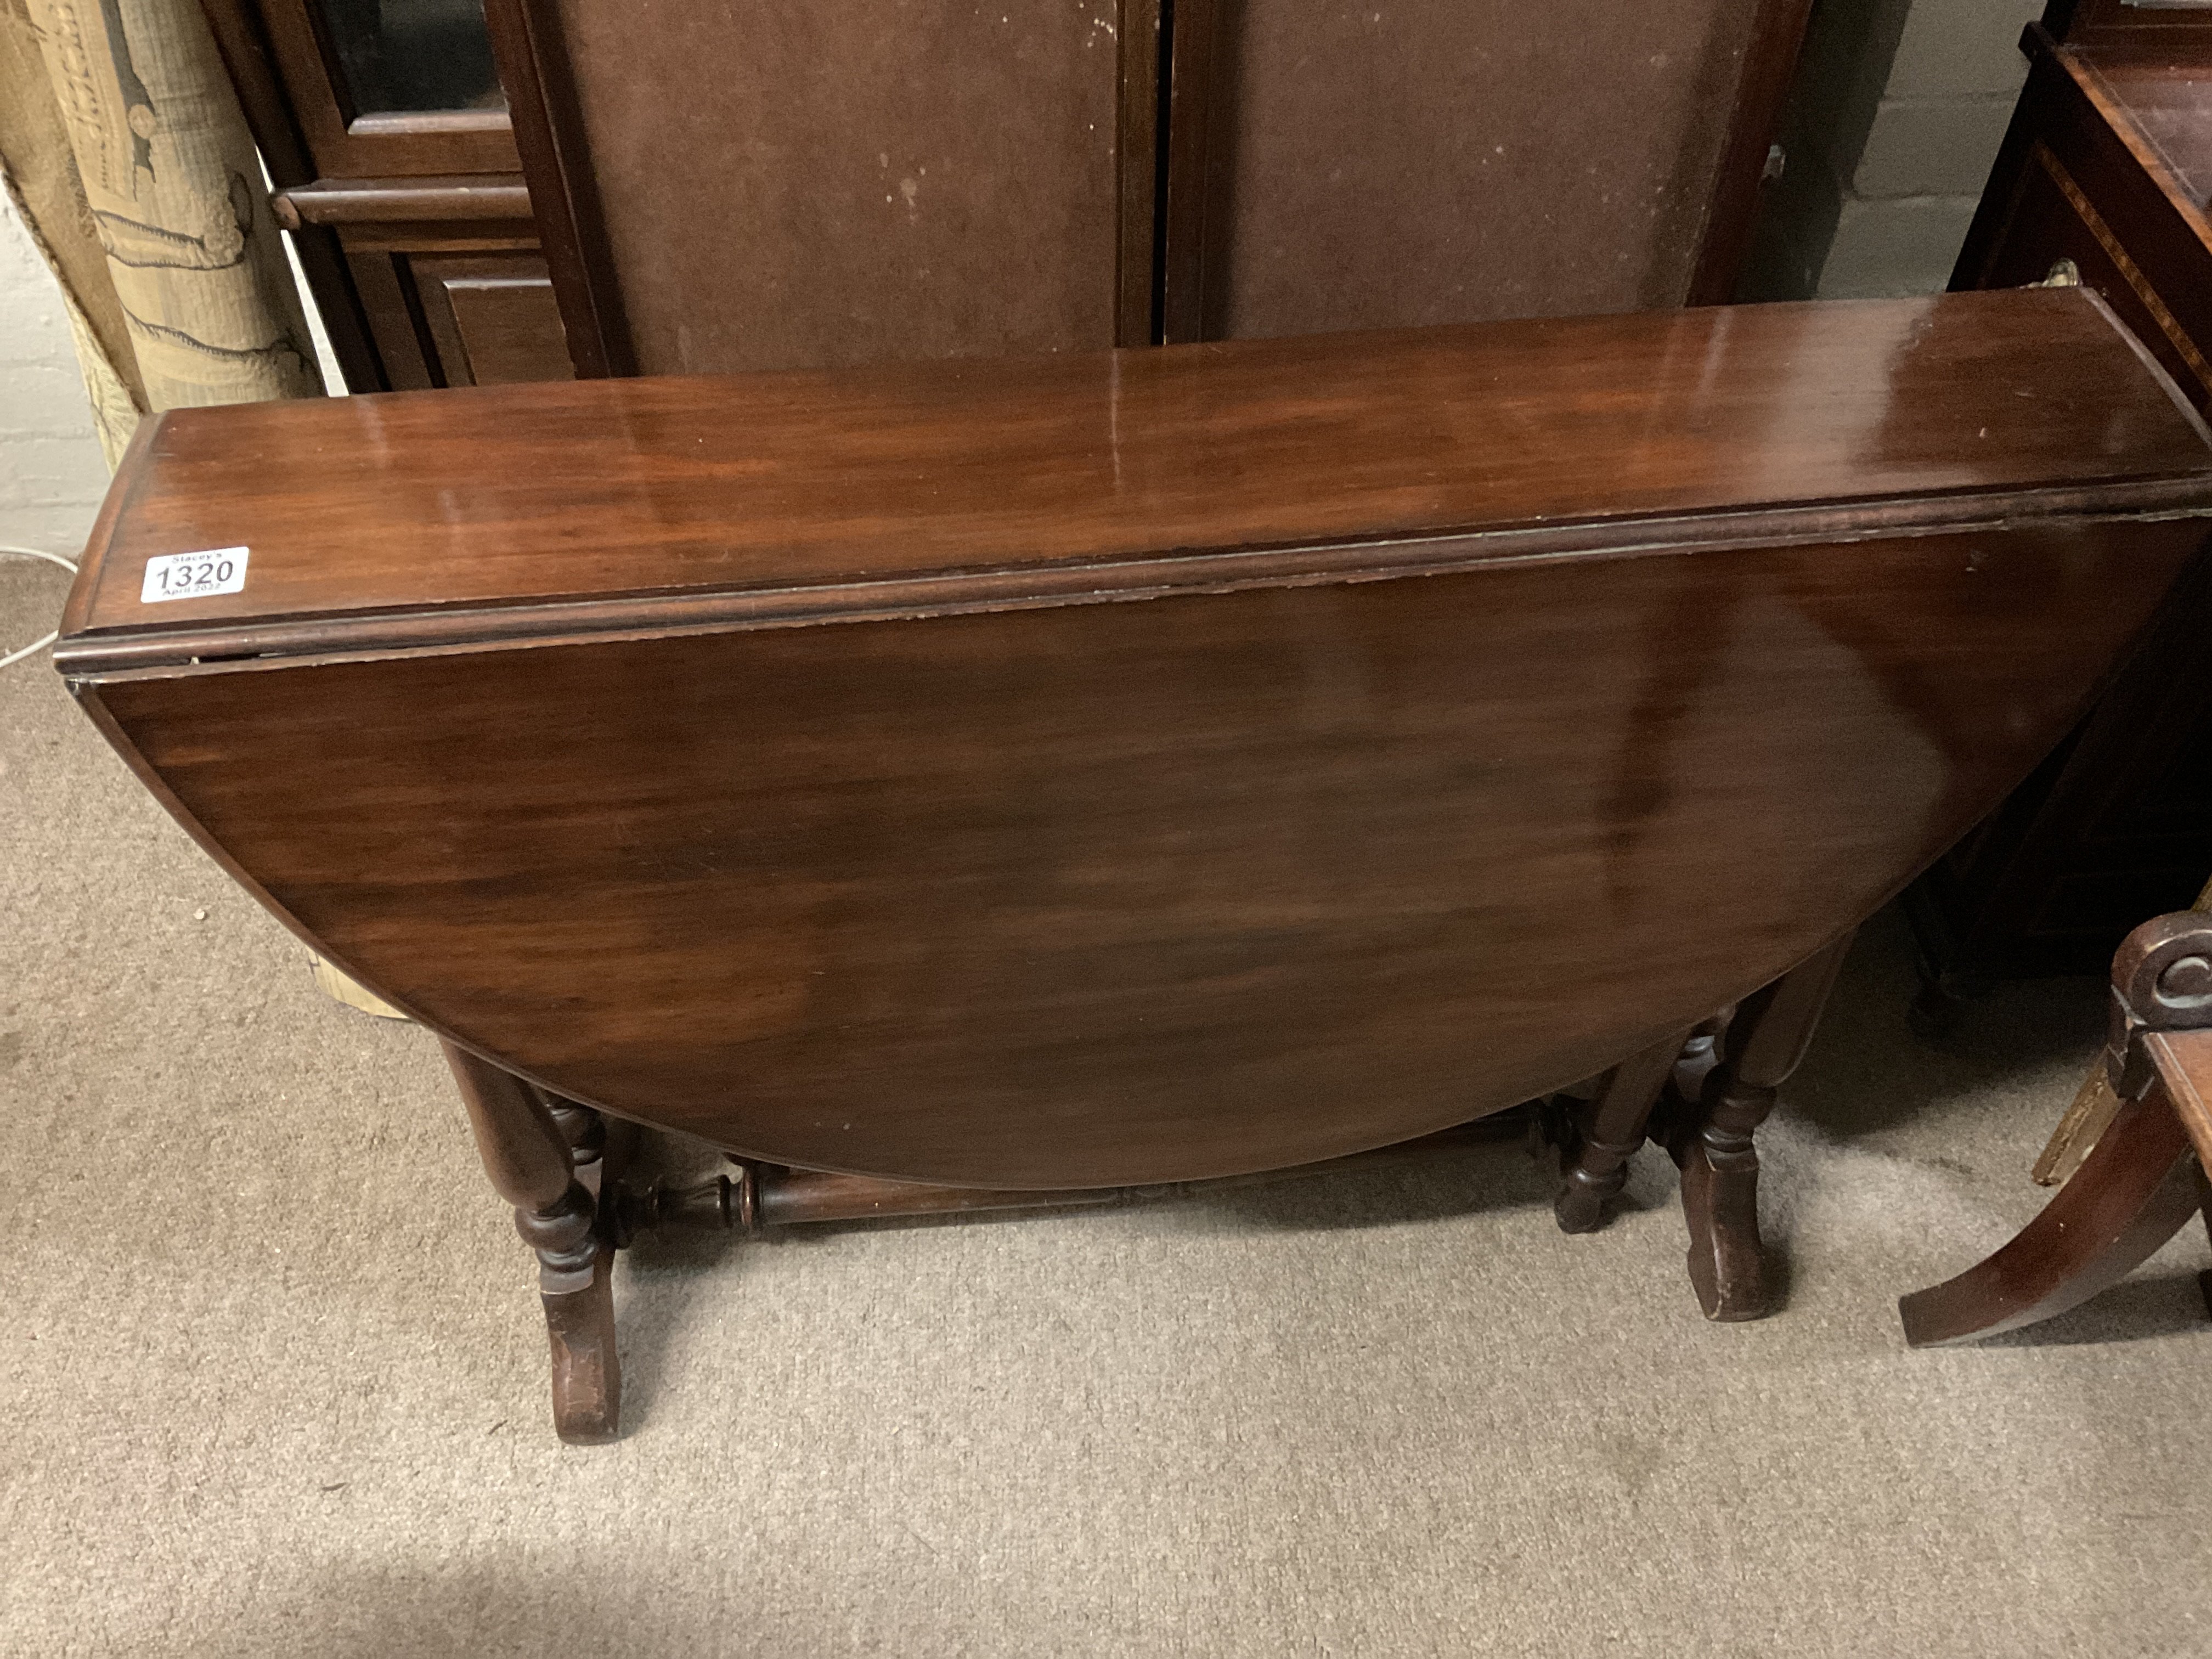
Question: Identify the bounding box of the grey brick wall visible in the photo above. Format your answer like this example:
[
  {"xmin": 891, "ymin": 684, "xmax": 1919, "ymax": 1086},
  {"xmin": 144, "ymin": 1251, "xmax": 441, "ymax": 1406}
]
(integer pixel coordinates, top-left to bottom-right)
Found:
[{"xmin": 1740, "ymin": 0, "xmax": 2042, "ymax": 302}]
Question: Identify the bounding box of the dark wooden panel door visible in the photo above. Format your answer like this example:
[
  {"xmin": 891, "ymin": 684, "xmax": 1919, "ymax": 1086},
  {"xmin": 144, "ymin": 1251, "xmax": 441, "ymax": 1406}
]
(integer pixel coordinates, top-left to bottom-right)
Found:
[
  {"xmin": 489, "ymin": 0, "xmax": 1140, "ymax": 376},
  {"xmin": 1161, "ymin": 0, "xmax": 1810, "ymax": 341},
  {"xmin": 488, "ymin": 0, "xmax": 1808, "ymax": 375},
  {"xmin": 411, "ymin": 255, "xmax": 573, "ymax": 386},
  {"xmin": 340, "ymin": 241, "xmax": 564, "ymax": 389},
  {"xmin": 241, "ymin": 0, "xmax": 521, "ymax": 177}
]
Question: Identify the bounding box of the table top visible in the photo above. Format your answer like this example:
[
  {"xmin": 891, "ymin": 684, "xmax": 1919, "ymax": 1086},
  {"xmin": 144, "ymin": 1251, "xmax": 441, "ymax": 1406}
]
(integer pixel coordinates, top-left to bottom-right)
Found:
[
  {"xmin": 61, "ymin": 286, "xmax": 2212, "ymax": 1184},
  {"xmin": 58, "ymin": 288, "xmax": 2212, "ymax": 676}
]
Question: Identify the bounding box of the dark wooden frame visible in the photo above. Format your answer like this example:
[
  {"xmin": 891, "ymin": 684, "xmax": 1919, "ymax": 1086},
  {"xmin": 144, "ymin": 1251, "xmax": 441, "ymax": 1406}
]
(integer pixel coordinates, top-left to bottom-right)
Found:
[
  {"xmin": 477, "ymin": 0, "xmax": 627, "ymax": 376},
  {"xmin": 1116, "ymin": 0, "xmax": 1167, "ymax": 348},
  {"xmin": 1155, "ymin": 0, "xmax": 1218, "ymax": 345},
  {"xmin": 196, "ymin": 0, "xmax": 387, "ymax": 390},
  {"xmin": 241, "ymin": 0, "xmax": 520, "ymax": 177},
  {"xmin": 200, "ymin": 0, "xmax": 562, "ymax": 393},
  {"xmin": 1685, "ymin": 0, "xmax": 1822, "ymax": 304}
]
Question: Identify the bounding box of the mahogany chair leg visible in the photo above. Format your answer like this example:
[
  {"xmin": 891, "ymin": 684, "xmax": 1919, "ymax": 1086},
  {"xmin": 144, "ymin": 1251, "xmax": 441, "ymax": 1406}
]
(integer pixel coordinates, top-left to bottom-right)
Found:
[
  {"xmin": 443, "ymin": 1041, "xmax": 623, "ymax": 1444},
  {"xmin": 1554, "ymin": 1026, "xmax": 1695, "ymax": 1233},
  {"xmin": 1675, "ymin": 932, "xmax": 1855, "ymax": 1322},
  {"xmin": 1897, "ymin": 1084, "xmax": 2202, "ymax": 1345},
  {"xmin": 2198, "ymin": 1166, "xmax": 2212, "ymax": 1319},
  {"xmin": 1900, "ymin": 912, "xmax": 2212, "ymax": 1345}
]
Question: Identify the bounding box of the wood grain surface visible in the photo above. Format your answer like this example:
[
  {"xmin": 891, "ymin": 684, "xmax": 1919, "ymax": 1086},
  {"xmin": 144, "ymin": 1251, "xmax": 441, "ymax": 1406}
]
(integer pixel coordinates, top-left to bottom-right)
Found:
[
  {"xmin": 57, "ymin": 289, "xmax": 2212, "ymax": 1187},
  {"xmin": 58, "ymin": 290, "xmax": 2212, "ymax": 656}
]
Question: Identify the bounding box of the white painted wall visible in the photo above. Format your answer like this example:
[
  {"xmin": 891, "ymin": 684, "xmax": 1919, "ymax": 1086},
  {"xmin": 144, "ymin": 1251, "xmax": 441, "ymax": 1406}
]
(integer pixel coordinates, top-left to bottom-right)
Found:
[{"xmin": 0, "ymin": 189, "xmax": 112, "ymax": 562}]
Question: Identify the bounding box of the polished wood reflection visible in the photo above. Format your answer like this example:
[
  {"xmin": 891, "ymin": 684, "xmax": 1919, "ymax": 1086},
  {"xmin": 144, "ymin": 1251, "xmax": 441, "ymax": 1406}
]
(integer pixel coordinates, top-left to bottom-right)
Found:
[
  {"xmin": 58, "ymin": 290, "xmax": 2212, "ymax": 1189},
  {"xmin": 60, "ymin": 290, "xmax": 2212, "ymax": 651}
]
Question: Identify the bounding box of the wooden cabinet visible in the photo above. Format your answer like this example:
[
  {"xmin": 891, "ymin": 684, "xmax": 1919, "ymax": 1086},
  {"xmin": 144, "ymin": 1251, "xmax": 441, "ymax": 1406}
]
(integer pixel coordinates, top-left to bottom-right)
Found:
[
  {"xmin": 1908, "ymin": 0, "xmax": 2212, "ymax": 995},
  {"xmin": 484, "ymin": 0, "xmax": 1818, "ymax": 377},
  {"xmin": 206, "ymin": 0, "xmax": 1815, "ymax": 385},
  {"xmin": 200, "ymin": 0, "xmax": 570, "ymax": 391},
  {"xmin": 489, "ymin": 0, "xmax": 1135, "ymax": 376}
]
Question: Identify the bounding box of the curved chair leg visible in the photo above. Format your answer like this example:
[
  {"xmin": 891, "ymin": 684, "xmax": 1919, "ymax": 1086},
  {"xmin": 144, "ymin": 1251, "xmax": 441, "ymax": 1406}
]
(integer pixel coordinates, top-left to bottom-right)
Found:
[
  {"xmin": 1898, "ymin": 1086, "xmax": 2203, "ymax": 1346},
  {"xmin": 1903, "ymin": 916, "xmax": 2212, "ymax": 1346},
  {"xmin": 1554, "ymin": 1025, "xmax": 1694, "ymax": 1233},
  {"xmin": 1677, "ymin": 932, "xmax": 1854, "ymax": 1322},
  {"xmin": 444, "ymin": 1042, "xmax": 623, "ymax": 1443},
  {"xmin": 2198, "ymin": 1166, "xmax": 2212, "ymax": 1319}
]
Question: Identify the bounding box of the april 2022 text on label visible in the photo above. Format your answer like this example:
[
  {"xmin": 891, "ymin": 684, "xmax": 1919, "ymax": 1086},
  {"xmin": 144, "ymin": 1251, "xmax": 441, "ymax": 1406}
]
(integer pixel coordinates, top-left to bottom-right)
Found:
[{"xmin": 141, "ymin": 548, "xmax": 250, "ymax": 603}]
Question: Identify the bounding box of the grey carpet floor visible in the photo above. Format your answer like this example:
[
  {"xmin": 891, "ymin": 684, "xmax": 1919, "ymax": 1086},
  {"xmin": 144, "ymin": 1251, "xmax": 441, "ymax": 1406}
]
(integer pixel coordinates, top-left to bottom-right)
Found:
[{"xmin": 4, "ymin": 552, "xmax": 2210, "ymax": 1658}]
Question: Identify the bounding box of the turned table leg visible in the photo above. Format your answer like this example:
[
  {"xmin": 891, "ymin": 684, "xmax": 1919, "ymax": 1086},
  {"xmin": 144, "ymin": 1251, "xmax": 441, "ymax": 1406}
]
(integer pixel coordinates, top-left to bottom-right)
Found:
[
  {"xmin": 443, "ymin": 1042, "xmax": 623, "ymax": 1443},
  {"xmin": 1675, "ymin": 932, "xmax": 1855, "ymax": 1322},
  {"xmin": 1554, "ymin": 1025, "xmax": 1696, "ymax": 1233}
]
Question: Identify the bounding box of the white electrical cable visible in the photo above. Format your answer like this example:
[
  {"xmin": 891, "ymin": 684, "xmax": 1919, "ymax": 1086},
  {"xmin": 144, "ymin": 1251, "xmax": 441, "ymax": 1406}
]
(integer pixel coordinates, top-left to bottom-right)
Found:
[{"xmin": 1, "ymin": 544, "xmax": 81, "ymax": 672}]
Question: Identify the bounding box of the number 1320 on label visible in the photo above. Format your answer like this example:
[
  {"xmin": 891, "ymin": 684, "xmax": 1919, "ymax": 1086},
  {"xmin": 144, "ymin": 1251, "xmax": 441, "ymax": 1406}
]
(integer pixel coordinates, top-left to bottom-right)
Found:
[{"xmin": 140, "ymin": 547, "xmax": 250, "ymax": 603}]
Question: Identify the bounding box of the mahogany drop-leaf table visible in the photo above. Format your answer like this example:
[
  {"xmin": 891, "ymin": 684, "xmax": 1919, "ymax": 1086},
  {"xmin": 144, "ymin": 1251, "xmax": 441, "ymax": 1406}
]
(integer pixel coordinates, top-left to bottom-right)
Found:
[{"xmin": 55, "ymin": 289, "xmax": 2212, "ymax": 1441}]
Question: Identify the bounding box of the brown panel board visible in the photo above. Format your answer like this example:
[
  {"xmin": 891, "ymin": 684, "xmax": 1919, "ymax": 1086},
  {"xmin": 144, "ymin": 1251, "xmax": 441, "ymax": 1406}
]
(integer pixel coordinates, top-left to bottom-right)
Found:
[
  {"xmin": 1184, "ymin": 0, "xmax": 1774, "ymax": 339},
  {"xmin": 501, "ymin": 0, "xmax": 1126, "ymax": 375}
]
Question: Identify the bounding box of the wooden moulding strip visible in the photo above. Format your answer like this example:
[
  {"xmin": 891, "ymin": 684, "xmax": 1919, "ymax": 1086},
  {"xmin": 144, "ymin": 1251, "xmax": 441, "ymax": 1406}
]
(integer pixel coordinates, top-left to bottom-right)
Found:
[
  {"xmin": 270, "ymin": 178, "xmax": 536, "ymax": 228},
  {"xmin": 53, "ymin": 477, "xmax": 2212, "ymax": 681}
]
